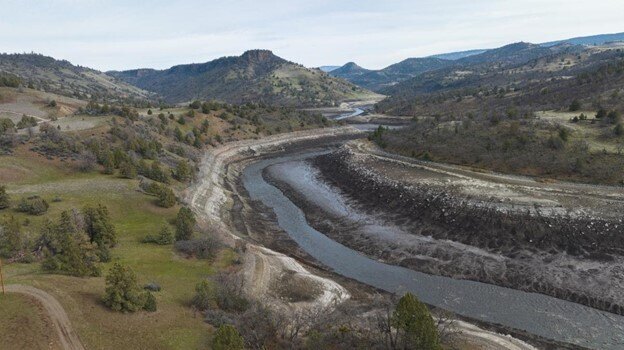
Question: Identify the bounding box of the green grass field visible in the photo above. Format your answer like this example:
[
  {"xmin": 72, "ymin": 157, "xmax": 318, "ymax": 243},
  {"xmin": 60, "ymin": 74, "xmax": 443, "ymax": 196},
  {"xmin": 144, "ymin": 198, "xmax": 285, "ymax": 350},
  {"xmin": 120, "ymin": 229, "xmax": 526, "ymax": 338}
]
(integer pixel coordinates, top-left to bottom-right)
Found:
[{"xmin": 1, "ymin": 149, "xmax": 232, "ymax": 349}]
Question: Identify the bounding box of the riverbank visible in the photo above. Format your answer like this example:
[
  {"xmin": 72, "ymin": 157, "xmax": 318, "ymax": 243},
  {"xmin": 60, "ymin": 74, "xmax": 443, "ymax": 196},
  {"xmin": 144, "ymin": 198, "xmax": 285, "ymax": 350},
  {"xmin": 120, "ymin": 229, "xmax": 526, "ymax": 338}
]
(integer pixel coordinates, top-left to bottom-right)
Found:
[
  {"xmin": 186, "ymin": 126, "xmax": 587, "ymax": 349},
  {"xmin": 304, "ymin": 141, "xmax": 624, "ymax": 317}
]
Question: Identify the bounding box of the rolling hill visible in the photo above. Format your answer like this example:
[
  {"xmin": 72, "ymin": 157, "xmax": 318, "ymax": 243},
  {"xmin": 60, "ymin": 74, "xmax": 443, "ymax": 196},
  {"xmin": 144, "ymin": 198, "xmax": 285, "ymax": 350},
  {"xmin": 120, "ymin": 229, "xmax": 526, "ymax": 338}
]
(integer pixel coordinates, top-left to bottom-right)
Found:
[
  {"xmin": 0, "ymin": 53, "xmax": 151, "ymax": 101},
  {"xmin": 109, "ymin": 50, "xmax": 379, "ymax": 107},
  {"xmin": 376, "ymin": 42, "xmax": 624, "ymax": 116}
]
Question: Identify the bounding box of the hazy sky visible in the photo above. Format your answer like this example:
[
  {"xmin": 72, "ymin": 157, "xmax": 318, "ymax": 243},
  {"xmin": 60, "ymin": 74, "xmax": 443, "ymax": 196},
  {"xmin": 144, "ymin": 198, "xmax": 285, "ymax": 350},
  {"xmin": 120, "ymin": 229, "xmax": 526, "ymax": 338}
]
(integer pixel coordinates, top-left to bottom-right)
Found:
[{"xmin": 2, "ymin": 0, "xmax": 624, "ymax": 71}]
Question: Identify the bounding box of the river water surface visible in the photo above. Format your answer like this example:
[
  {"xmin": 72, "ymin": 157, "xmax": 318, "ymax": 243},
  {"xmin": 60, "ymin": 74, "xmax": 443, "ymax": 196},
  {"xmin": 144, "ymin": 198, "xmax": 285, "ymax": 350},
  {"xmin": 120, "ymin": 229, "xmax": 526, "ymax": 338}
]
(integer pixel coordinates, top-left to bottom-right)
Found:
[{"xmin": 242, "ymin": 150, "xmax": 624, "ymax": 350}]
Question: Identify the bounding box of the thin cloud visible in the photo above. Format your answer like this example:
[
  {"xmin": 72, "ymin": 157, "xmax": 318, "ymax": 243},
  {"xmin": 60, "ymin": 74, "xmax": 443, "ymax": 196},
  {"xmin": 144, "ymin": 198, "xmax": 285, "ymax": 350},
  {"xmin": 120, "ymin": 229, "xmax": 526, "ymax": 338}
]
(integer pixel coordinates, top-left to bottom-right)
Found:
[{"xmin": 0, "ymin": 0, "xmax": 623, "ymax": 70}]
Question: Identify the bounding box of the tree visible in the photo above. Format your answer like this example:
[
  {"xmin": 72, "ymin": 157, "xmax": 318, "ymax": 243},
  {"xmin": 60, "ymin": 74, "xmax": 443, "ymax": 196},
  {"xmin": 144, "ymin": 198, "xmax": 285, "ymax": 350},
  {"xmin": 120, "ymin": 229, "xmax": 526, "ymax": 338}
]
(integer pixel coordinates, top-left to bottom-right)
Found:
[
  {"xmin": 149, "ymin": 161, "xmax": 169, "ymax": 183},
  {"xmin": 392, "ymin": 293, "xmax": 441, "ymax": 350},
  {"xmin": 608, "ymin": 110, "xmax": 621, "ymax": 124},
  {"xmin": 596, "ymin": 108, "xmax": 608, "ymax": 119},
  {"xmin": 0, "ymin": 215, "xmax": 22, "ymax": 257},
  {"xmin": 83, "ymin": 205, "xmax": 116, "ymax": 261},
  {"xmin": 175, "ymin": 207, "xmax": 196, "ymax": 241},
  {"xmin": 157, "ymin": 186, "xmax": 176, "ymax": 208},
  {"xmin": 103, "ymin": 263, "xmax": 145, "ymax": 312},
  {"xmin": 174, "ymin": 160, "xmax": 192, "ymax": 182},
  {"xmin": 102, "ymin": 154, "xmax": 115, "ymax": 175},
  {"xmin": 16, "ymin": 196, "xmax": 49, "ymax": 215},
  {"xmin": 41, "ymin": 211, "xmax": 101, "ymax": 277},
  {"xmin": 147, "ymin": 109, "xmax": 153, "ymax": 115},
  {"xmin": 0, "ymin": 185, "xmax": 10, "ymax": 209},
  {"xmin": 189, "ymin": 100, "xmax": 201, "ymax": 109},
  {"xmin": 568, "ymin": 99, "xmax": 581, "ymax": 112},
  {"xmin": 615, "ymin": 123, "xmax": 624, "ymax": 137},
  {"xmin": 212, "ymin": 325, "xmax": 244, "ymax": 350},
  {"xmin": 119, "ymin": 161, "xmax": 137, "ymax": 179}
]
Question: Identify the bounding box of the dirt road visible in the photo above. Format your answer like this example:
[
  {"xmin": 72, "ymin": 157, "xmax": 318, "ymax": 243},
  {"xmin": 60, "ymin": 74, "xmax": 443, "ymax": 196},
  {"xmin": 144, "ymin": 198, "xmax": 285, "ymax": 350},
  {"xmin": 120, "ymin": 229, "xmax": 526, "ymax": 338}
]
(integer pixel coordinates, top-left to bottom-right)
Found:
[{"xmin": 6, "ymin": 284, "xmax": 85, "ymax": 350}]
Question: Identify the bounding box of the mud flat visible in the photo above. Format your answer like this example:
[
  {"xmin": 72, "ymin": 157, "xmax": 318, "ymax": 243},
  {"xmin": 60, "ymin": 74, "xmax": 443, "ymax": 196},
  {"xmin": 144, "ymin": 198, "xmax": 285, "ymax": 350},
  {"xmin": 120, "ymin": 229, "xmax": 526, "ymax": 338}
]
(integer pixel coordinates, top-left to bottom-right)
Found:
[
  {"xmin": 259, "ymin": 151, "xmax": 624, "ymax": 349},
  {"xmin": 187, "ymin": 127, "xmax": 551, "ymax": 350},
  {"xmin": 302, "ymin": 141, "xmax": 624, "ymax": 317}
]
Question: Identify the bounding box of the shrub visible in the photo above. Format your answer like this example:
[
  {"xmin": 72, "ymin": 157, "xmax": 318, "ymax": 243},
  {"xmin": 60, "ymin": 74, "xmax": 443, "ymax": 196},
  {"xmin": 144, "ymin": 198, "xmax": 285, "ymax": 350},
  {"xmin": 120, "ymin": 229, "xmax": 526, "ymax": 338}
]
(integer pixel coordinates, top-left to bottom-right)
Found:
[
  {"xmin": 212, "ymin": 325, "xmax": 244, "ymax": 350},
  {"xmin": 16, "ymin": 115, "xmax": 38, "ymax": 129},
  {"xmin": 143, "ymin": 292, "xmax": 157, "ymax": 312},
  {"xmin": 143, "ymin": 225, "xmax": 175, "ymax": 245},
  {"xmin": 16, "ymin": 196, "xmax": 49, "ymax": 215},
  {"xmin": 174, "ymin": 237, "xmax": 218, "ymax": 259},
  {"xmin": 0, "ymin": 118, "xmax": 15, "ymax": 134},
  {"xmin": 144, "ymin": 282, "xmax": 161, "ymax": 292},
  {"xmin": 192, "ymin": 280, "xmax": 215, "ymax": 311}
]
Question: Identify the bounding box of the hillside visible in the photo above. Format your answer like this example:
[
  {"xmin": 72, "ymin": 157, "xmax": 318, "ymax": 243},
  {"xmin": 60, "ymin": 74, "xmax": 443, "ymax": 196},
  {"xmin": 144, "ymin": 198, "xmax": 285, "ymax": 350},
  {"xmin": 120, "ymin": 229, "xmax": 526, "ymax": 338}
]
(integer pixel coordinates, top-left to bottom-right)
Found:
[
  {"xmin": 377, "ymin": 41, "xmax": 596, "ymax": 114},
  {"xmin": 109, "ymin": 50, "xmax": 379, "ymax": 107},
  {"xmin": 330, "ymin": 57, "xmax": 451, "ymax": 92},
  {"xmin": 0, "ymin": 53, "xmax": 151, "ymax": 101},
  {"xmin": 542, "ymin": 31, "xmax": 624, "ymax": 47}
]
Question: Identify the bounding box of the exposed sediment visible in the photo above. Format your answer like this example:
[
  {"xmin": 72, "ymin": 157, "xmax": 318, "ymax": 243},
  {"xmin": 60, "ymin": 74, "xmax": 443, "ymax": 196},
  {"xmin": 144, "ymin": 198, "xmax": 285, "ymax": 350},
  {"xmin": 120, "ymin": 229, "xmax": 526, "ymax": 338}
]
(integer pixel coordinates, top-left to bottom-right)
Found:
[{"xmin": 292, "ymin": 144, "xmax": 624, "ymax": 315}]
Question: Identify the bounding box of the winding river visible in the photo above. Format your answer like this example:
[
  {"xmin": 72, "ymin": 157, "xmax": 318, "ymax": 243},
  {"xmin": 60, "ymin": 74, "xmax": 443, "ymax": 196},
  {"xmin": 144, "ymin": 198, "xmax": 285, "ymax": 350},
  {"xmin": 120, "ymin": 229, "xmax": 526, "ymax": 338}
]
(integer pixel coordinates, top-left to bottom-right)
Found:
[{"xmin": 242, "ymin": 150, "xmax": 624, "ymax": 350}]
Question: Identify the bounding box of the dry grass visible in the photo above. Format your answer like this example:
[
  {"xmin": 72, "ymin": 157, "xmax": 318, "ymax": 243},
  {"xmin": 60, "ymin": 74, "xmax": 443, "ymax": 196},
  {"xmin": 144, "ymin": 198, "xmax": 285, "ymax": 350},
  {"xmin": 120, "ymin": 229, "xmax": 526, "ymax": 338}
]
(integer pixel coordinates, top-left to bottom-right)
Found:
[{"xmin": 0, "ymin": 293, "xmax": 62, "ymax": 350}]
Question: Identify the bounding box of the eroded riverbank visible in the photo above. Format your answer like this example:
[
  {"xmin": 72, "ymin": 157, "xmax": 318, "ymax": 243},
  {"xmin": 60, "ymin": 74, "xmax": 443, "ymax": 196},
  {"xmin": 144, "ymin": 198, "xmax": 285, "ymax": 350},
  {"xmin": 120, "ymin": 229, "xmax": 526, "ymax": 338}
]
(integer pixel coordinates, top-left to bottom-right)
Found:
[
  {"xmin": 254, "ymin": 149, "xmax": 624, "ymax": 349},
  {"xmin": 187, "ymin": 127, "xmax": 602, "ymax": 349}
]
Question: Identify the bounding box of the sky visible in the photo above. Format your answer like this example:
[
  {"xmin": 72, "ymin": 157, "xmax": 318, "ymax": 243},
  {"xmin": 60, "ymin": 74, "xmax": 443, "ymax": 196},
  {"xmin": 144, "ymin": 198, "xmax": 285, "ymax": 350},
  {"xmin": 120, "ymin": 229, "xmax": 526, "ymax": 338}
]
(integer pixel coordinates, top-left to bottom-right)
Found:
[{"xmin": 1, "ymin": 0, "xmax": 624, "ymax": 71}]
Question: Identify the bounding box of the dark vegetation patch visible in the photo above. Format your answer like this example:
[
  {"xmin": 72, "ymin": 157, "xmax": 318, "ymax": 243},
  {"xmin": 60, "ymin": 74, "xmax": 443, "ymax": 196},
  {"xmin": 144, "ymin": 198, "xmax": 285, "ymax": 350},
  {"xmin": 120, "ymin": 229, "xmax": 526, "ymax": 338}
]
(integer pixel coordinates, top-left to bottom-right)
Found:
[{"xmin": 375, "ymin": 117, "xmax": 624, "ymax": 185}]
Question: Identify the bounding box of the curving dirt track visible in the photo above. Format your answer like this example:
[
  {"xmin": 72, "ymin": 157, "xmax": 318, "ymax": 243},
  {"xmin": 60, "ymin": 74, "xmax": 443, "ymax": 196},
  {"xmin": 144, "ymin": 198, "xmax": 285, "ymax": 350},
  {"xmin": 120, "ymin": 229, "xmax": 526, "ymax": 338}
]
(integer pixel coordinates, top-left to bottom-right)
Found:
[{"xmin": 6, "ymin": 284, "xmax": 85, "ymax": 350}]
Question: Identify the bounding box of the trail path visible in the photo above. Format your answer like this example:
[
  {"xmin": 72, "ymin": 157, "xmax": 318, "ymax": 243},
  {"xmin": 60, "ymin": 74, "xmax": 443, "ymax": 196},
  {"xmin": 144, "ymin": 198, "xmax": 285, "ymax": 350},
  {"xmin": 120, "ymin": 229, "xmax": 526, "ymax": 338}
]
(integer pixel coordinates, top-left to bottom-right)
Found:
[{"xmin": 6, "ymin": 284, "xmax": 85, "ymax": 350}]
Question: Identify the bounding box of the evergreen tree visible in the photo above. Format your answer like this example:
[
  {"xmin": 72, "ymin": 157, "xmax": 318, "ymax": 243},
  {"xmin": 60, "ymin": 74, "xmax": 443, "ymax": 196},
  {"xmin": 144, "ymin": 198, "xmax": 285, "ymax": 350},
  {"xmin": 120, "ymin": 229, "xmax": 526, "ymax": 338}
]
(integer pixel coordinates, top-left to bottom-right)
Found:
[
  {"xmin": 119, "ymin": 161, "xmax": 137, "ymax": 179},
  {"xmin": 102, "ymin": 155, "xmax": 115, "ymax": 175},
  {"xmin": 157, "ymin": 186, "xmax": 176, "ymax": 208},
  {"xmin": 41, "ymin": 211, "xmax": 101, "ymax": 277},
  {"xmin": 392, "ymin": 293, "xmax": 441, "ymax": 350},
  {"xmin": 83, "ymin": 205, "xmax": 116, "ymax": 261},
  {"xmin": 175, "ymin": 160, "xmax": 192, "ymax": 182},
  {"xmin": 192, "ymin": 280, "xmax": 214, "ymax": 311},
  {"xmin": 103, "ymin": 263, "xmax": 145, "ymax": 312},
  {"xmin": 175, "ymin": 207, "xmax": 196, "ymax": 241},
  {"xmin": 212, "ymin": 325, "xmax": 244, "ymax": 350},
  {"xmin": 0, "ymin": 185, "xmax": 10, "ymax": 209},
  {"xmin": 0, "ymin": 215, "xmax": 22, "ymax": 257}
]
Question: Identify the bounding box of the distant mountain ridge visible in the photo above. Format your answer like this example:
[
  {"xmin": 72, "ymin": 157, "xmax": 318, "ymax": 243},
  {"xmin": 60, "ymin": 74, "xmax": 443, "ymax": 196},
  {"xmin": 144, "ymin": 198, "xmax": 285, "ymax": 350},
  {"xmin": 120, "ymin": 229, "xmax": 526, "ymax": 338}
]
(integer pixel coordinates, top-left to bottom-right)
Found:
[
  {"xmin": 110, "ymin": 50, "xmax": 378, "ymax": 107},
  {"xmin": 0, "ymin": 53, "xmax": 151, "ymax": 101},
  {"xmin": 330, "ymin": 57, "xmax": 452, "ymax": 91},
  {"xmin": 330, "ymin": 32, "xmax": 624, "ymax": 92}
]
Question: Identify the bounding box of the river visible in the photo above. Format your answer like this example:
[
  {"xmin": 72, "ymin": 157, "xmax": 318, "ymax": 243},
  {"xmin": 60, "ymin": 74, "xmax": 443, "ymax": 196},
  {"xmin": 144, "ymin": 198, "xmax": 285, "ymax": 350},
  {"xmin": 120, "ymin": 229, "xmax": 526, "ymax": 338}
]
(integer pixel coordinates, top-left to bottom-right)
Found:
[{"xmin": 241, "ymin": 150, "xmax": 624, "ymax": 350}]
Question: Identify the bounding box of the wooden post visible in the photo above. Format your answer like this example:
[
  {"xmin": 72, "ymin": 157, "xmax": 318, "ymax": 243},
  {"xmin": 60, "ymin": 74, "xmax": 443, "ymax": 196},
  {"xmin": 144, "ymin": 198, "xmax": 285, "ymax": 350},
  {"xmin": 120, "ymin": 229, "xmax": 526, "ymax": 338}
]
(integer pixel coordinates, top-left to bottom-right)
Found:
[{"xmin": 0, "ymin": 258, "xmax": 4, "ymax": 295}]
